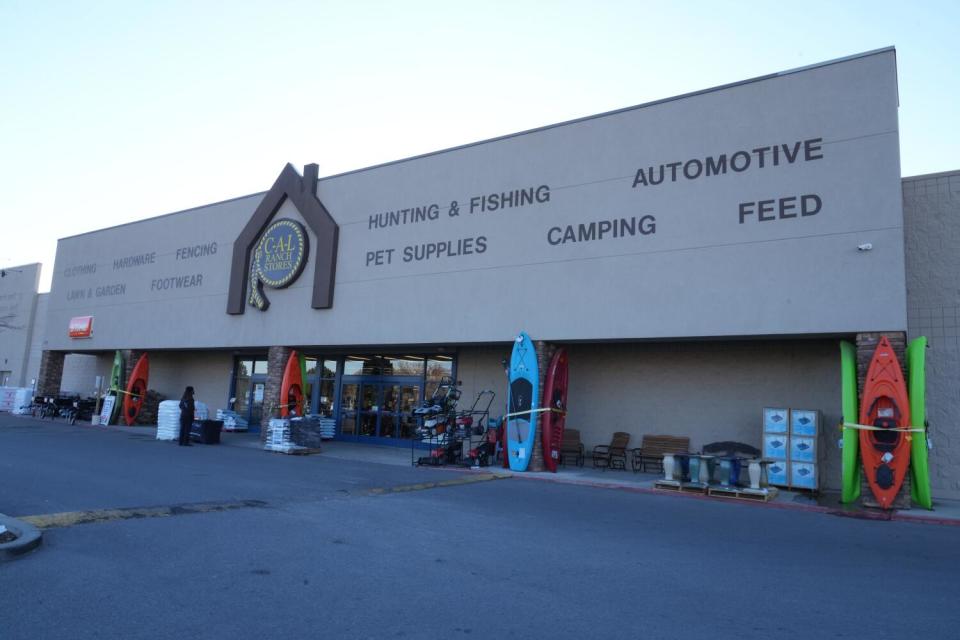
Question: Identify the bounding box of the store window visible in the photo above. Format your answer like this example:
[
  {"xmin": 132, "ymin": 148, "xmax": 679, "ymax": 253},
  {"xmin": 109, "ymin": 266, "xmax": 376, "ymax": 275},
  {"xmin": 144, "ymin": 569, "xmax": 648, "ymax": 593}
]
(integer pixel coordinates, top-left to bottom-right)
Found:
[
  {"xmin": 317, "ymin": 359, "xmax": 337, "ymax": 417},
  {"xmin": 231, "ymin": 357, "xmax": 268, "ymax": 428},
  {"xmin": 337, "ymin": 352, "xmax": 456, "ymax": 445},
  {"xmin": 425, "ymin": 356, "xmax": 454, "ymax": 399},
  {"xmin": 304, "ymin": 357, "xmax": 317, "ymax": 414}
]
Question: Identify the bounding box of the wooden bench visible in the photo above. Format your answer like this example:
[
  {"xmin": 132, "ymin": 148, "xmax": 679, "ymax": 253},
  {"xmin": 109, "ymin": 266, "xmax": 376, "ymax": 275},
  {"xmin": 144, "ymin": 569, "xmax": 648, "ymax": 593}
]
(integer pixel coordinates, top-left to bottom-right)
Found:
[{"xmin": 631, "ymin": 435, "xmax": 690, "ymax": 473}]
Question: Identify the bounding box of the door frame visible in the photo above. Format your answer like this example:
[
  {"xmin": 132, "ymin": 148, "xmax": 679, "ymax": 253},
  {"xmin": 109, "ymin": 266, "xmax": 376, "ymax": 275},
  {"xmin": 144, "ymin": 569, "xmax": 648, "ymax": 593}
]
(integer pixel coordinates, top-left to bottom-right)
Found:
[{"xmin": 336, "ymin": 375, "xmax": 423, "ymax": 447}]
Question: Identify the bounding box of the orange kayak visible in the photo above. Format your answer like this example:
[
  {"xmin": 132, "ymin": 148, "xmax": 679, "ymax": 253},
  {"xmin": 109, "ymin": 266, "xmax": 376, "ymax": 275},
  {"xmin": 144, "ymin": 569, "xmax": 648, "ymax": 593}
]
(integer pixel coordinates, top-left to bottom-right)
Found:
[
  {"xmin": 281, "ymin": 350, "xmax": 304, "ymax": 417},
  {"xmin": 859, "ymin": 336, "xmax": 911, "ymax": 509},
  {"xmin": 123, "ymin": 353, "xmax": 149, "ymax": 426}
]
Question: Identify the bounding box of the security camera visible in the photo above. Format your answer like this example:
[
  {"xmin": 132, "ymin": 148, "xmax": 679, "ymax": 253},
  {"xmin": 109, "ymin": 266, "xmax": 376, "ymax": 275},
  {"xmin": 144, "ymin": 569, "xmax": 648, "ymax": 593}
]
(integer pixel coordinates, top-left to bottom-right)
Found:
[{"xmin": 857, "ymin": 243, "xmax": 873, "ymax": 251}]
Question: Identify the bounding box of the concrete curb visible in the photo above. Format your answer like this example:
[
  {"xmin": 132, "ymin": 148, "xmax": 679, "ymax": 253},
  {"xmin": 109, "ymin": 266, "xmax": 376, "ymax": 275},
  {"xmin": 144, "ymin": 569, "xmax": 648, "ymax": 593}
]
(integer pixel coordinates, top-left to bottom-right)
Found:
[
  {"xmin": 0, "ymin": 513, "xmax": 43, "ymax": 561},
  {"xmin": 423, "ymin": 464, "xmax": 960, "ymax": 526}
]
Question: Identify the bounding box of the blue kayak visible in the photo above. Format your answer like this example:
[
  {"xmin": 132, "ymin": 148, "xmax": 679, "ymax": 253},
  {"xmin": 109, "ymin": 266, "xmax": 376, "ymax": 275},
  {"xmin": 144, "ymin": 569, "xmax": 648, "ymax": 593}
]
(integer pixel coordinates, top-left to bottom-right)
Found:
[{"xmin": 507, "ymin": 332, "xmax": 539, "ymax": 471}]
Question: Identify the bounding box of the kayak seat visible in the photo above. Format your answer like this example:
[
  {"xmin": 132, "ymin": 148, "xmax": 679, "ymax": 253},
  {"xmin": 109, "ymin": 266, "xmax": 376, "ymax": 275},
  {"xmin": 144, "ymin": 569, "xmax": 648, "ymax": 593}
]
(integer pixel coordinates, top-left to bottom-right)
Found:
[{"xmin": 872, "ymin": 418, "xmax": 900, "ymax": 452}]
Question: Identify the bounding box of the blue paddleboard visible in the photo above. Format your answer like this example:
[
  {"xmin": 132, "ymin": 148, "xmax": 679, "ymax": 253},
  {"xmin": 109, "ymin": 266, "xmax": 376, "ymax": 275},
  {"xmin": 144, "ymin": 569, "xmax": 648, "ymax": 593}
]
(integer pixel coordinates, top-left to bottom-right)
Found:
[{"xmin": 507, "ymin": 332, "xmax": 538, "ymax": 472}]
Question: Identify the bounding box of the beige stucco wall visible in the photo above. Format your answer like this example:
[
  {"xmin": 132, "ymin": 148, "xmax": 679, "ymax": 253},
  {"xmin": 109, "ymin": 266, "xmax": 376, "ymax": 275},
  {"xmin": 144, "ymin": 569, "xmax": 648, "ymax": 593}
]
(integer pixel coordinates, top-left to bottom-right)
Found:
[
  {"xmin": 456, "ymin": 339, "xmax": 841, "ymax": 489},
  {"xmin": 145, "ymin": 351, "xmax": 234, "ymax": 410}
]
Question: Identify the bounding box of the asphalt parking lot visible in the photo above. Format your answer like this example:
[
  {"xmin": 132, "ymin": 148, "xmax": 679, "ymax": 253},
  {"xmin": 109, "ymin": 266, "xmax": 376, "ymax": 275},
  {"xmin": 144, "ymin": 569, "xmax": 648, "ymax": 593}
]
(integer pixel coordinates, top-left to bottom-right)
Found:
[{"xmin": 2, "ymin": 415, "xmax": 958, "ymax": 640}]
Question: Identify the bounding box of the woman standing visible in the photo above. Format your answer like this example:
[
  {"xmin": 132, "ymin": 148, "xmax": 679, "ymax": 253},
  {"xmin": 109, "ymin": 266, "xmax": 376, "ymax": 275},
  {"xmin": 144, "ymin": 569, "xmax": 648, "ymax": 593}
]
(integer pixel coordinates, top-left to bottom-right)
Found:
[{"xmin": 178, "ymin": 386, "xmax": 195, "ymax": 446}]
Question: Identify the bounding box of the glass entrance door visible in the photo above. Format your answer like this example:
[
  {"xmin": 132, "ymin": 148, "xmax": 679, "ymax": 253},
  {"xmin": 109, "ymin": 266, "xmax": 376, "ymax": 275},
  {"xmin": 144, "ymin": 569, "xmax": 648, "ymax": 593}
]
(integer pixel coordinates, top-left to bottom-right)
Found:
[
  {"xmin": 378, "ymin": 384, "xmax": 400, "ymax": 439},
  {"xmin": 358, "ymin": 383, "xmax": 379, "ymax": 437},
  {"xmin": 338, "ymin": 378, "xmax": 422, "ymax": 444},
  {"xmin": 398, "ymin": 383, "xmax": 421, "ymax": 439}
]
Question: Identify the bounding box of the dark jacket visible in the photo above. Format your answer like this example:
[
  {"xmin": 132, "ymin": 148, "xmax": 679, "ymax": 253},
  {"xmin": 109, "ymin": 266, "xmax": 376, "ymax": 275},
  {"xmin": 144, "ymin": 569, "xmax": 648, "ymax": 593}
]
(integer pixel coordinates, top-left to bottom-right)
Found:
[{"xmin": 179, "ymin": 395, "xmax": 195, "ymax": 425}]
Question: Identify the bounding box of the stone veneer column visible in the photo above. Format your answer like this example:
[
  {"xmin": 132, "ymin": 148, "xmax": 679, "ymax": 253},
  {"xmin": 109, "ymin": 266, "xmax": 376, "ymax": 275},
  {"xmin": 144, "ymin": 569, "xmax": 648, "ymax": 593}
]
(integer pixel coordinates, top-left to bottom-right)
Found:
[
  {"xmin": 124, "ymin": 349, "xmax": 146, "ymax": 383},
  {"xmin": 855, "ymin": 331, "xmax": 911, "ymax": 509},
  {"xmin": 530, "ymin": 340, "xmax": 559, "ymax": 473},
  {"xmin": 37, "ymin": 350, "xmax": 65, "ymax": 398},
  {"xmin": 261, "ymin": 345, "xmax": 292, "ymax": 440}
]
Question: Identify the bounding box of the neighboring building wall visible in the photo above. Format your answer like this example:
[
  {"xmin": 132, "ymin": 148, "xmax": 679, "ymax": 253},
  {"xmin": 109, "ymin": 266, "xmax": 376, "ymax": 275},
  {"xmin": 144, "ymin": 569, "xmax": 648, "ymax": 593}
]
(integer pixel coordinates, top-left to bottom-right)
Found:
[
  {"xmin": 903, "ymin": 170, "xmax": 960, "ymax": 500},
  {"xmin": 24, "ymin": 292, "xmax": 49, "ymax": 392},
  {"xmin": 0, "ymin": 263, "xmax": 41, "ymax": 387}
]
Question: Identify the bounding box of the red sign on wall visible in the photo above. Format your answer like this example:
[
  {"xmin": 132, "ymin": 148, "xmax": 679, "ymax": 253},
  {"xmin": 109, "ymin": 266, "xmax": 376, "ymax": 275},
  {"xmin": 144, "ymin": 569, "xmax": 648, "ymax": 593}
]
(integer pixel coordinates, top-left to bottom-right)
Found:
[{"xmin": 68, "ymin": 316, "xmax": 93, "ymax": 338}]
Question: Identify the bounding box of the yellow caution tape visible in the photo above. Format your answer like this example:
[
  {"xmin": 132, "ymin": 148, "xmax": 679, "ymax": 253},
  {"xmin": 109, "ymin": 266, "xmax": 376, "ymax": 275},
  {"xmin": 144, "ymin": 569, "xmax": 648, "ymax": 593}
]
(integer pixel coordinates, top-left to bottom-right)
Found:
[{"xmin": 841, "ymin": 422, "xmax": 924, "ymax": 433}]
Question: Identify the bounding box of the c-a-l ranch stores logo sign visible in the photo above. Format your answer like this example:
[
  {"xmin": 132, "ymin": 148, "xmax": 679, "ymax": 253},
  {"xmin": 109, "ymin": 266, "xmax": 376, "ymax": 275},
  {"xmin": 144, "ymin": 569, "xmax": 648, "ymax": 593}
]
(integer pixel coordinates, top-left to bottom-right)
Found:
[
  {"xmin": 247, "ymin": 218, "xmax": 308, "ymax": 310},
  {"xmin": 227, "ymin": 163, "xmax": 339, "ymax": 315}
]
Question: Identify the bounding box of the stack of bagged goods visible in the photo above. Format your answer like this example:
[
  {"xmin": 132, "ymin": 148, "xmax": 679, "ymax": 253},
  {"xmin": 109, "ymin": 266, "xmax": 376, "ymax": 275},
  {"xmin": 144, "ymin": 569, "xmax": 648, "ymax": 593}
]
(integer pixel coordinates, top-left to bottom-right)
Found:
[
  {"xmin": 11, "ymin": 388, "xmax": 34, "ymax": 414},
  {"xmin": 0, "ymin": 387, "xmax": 34, "ymax": 413},
  {"xmin": 291, "ymin": 415, "xmax": 324, "ymax": 449},
  {"xmin": 319, "ymin": 417, "xmax": 336, "ymax": 440},
  {"xmin": 216, "ymin": 409, "xmax": 249, "ymax": 431},
  {"xmin": 156, "ymin": 399, "xmax": 209, "ymax": 440},
  {"xmin": 156, "ymin": 400, "xmax": 182, "ymax": 441},
  {"xmin": 265, "ymin": 417, "xmax": 297, "ymax": 453}
]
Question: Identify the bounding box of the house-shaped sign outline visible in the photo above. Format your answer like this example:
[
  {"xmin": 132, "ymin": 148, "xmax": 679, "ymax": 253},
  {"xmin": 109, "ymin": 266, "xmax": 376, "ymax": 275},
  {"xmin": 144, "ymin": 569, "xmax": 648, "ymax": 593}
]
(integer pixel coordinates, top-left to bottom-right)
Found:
[{"xmin": 227, "ymin": 163, "xmax": 339, "ymax": 314}]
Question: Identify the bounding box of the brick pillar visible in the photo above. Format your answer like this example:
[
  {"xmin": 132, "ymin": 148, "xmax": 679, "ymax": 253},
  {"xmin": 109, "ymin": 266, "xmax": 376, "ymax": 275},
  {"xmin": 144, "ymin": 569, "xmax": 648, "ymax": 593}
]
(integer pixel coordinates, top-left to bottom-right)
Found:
[
  {"xmin": 37, "ymin": 350, "xmax": 65, "ymax": 398},
  {"xmin": 855, "ymin": 331, "xmax": 911, "ymax": 509},
  {"xmin": 261, "ymin": 345, "xmax": 292, "ymax": 441},
  {"xmin": 530, "ymin": 340, "xmax": 559, "ymax": 473},
  {"xmin": 124, "ymin": 349, "xmax": 146, "ymax": 383}
]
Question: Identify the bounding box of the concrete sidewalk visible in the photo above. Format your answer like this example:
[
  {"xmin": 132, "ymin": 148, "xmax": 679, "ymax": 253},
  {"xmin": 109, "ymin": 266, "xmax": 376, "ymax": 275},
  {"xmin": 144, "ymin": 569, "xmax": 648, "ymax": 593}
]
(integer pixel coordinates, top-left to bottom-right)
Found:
[
  {"xmin": 16, "ymin": 414, "xmax": 960, "ymax": 526},
  {"xmin": 217, "ymin": 429, "xmax": 960, "ymax": 526}
]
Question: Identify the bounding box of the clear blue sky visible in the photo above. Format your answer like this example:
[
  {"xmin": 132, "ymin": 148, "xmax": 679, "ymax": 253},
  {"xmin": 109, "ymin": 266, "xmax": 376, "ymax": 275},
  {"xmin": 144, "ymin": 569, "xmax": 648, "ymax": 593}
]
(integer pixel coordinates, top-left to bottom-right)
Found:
[{"xmin": 2, "ymin": 0, "xmax": 958, "ymax": 291}]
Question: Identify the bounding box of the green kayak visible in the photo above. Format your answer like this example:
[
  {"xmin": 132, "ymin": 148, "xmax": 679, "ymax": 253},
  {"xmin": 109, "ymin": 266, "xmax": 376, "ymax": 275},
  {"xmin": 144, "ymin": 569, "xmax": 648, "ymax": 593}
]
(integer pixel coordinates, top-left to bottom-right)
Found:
[
  {"xmin": 840, "ymin": 341, "xmax": 860, "ymax": 503},
  {"xmin": 907, "ymin": 337, "xmax": 933, "ymax": 509},
  {"xmin": 107, "ymin": 350, "xmax": 124, "ymax": 425}
]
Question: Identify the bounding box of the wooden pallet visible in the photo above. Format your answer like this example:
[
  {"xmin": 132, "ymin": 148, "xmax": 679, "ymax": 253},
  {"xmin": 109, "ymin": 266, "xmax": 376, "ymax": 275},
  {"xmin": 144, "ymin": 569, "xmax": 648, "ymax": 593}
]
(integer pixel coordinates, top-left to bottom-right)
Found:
[
  {"xmin": 707, "ymin": 486, "xmax": 779, "ymax": 502},
  {"xmin": 264, "ymin": 446, "xmax": 322, "ymax": 456},
  {"xmin": 655, "ymin": 480, "xmax": 708, "ymax": 494}
]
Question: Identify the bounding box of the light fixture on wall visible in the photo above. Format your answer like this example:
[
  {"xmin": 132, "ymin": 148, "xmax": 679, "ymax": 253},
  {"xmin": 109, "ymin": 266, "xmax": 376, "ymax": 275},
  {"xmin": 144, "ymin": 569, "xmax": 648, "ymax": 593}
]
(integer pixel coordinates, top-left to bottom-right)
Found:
[{"xmin": 857, "ymin": 243, "xmax": 873, "ymax": 252}]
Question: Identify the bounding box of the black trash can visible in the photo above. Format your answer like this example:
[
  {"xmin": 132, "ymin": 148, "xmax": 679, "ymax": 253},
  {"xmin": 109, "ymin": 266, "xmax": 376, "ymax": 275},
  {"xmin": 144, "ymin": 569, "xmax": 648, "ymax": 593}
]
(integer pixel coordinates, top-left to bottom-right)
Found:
[{"xmin": 190, "ymin": 419, "xmax": 223, "ymax": 444}]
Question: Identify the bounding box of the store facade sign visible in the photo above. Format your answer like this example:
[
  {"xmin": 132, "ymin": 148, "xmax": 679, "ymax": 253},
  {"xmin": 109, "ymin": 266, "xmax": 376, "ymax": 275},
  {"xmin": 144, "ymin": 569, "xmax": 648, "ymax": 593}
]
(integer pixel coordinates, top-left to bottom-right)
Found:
[
  {"xmin": 248, "ymin": 218, "xmax": 309, "ymax": 310},
  {"xmin": 68, "ymin": 315, "xmax": 93, "ymax": 338},
  {"xmin": 227, "ymin": 163, "xmax": 339, "ymax": 314},
  {"xmin": 45, "ymin": 50, "xmax": 906, "ymax": 350}
]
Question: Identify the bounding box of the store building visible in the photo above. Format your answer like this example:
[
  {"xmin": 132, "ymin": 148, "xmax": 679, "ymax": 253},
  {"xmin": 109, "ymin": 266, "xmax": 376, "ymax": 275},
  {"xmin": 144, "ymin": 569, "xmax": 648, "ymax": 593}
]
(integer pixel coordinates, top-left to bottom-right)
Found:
[{"xmin": 3, "ymin": 48, "xmax": 958, "ymax": 499}]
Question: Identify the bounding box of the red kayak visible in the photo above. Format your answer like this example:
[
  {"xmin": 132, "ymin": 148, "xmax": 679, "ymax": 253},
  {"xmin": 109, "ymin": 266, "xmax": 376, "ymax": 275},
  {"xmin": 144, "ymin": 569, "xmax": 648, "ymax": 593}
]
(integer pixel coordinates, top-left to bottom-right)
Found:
[
  {"xmin": 859, "ymin": 336, "xmax": 911, "ymax": 509},
  {"xmin": 541, "ymin": 348, "xmax": 568, "ymax": 472},
  {"xmin": 281, "ymin": 350, "xmax": 304, "ymax": 417},
  {"xmin": 123, "ymin": 353, "xmax": 149, "ymax": 426}
]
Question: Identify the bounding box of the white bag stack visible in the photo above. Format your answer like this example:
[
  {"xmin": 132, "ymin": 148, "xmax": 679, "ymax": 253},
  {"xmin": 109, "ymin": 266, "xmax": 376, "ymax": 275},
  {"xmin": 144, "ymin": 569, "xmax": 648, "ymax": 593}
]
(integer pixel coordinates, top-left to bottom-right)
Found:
[
  {"xmin": 264, "ymin": 417, "xmax": 294, "ymax": 452},
  {"xmin": 11, "ymin": 388, "xmax": 34, "ymax": 414},
  {"xmin": 217, "ymin": 409, "xmax": 249, "ymax": 431},
  {"xmin": 318, "ymin": 417, "xmax": 336, "ymax": 440},
  {"xmin": 156, "ymin": 400, "xmax": 209, "ymax": 440},
  {"xmin": 0, "ymin": 387, "xmax": 34, "ymax": 413},
  {"xmin": 156, "ymin": 400, "xmax": 181, "ymax": 440}
]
